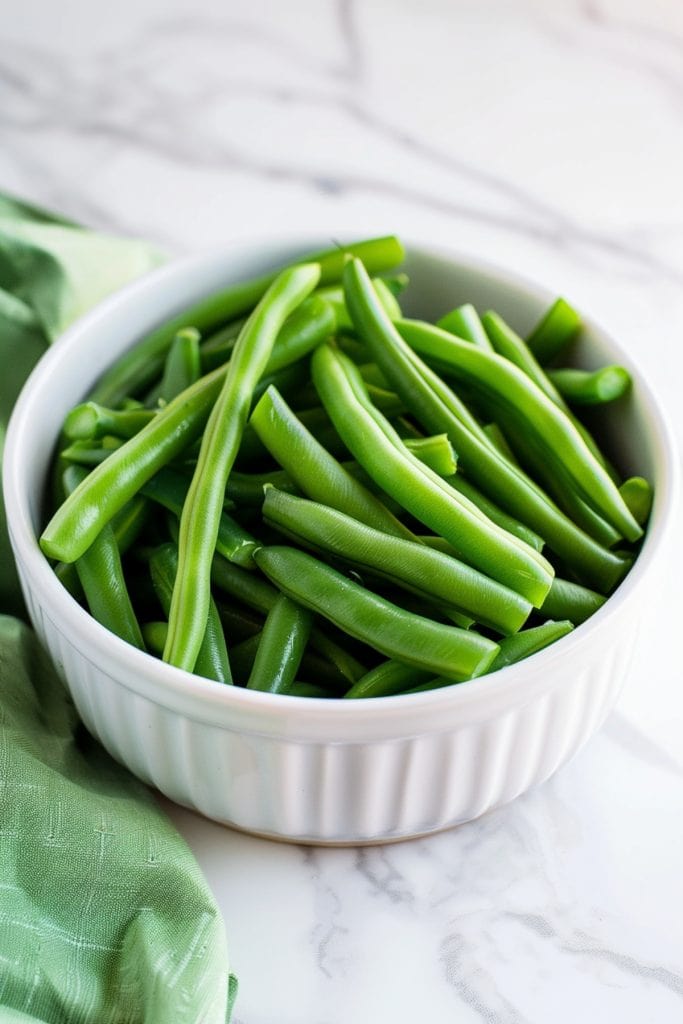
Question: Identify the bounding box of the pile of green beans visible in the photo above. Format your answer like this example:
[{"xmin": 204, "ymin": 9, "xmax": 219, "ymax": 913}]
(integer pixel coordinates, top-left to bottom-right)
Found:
[{"xmin": 41, "ymin": 236, "xmax": 651, "ymax": 699}]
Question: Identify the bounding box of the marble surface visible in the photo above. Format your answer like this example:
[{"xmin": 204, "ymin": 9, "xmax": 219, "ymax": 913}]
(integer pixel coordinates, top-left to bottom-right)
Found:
[{"xmin": 3, "ymin": 0, "xmax": 683, "ymax": 1020}]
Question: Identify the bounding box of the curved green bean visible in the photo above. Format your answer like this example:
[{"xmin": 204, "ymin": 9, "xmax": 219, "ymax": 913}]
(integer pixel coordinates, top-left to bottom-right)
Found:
[
  {"xmin": 397, "ymin": 318, "xmax": 641, "ymax": 542},
  {"xmin": 311, "ymin": 342, "xmax": 553, "ymax": 606},
  {"xmin": 92, "ymin": 236, "xmax": 404, "ymax": 405},
  {"xmin": 164, "ymin": 262, "xmax": 320, "ymax": 671},
  {"xmin": 149, "ymin": 543, "xmax": 232, "ymax": 684},
  {"xmin": 62, "ymin": 466, "xmax": 144, "ymax": 650},
  {"xmin": 262, "ymin": 487, "xmax": 532, "ymax": 634},
  {"xmin": 341, "ymin": 256, "xmax": 629, "ymax": 592},
  {"xmin": 254, "ymin": 545, "xmax": 500, "ymax": 680},
  {"xmin": 246, "ymin": 594, "xmax": 312, "ymax": 693}
]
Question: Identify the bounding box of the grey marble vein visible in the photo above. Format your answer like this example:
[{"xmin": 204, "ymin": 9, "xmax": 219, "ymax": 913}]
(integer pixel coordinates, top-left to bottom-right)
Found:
[
  {"xmin": 1, "ymin": 13, "xmax": 682, "ymax": 282},
  {"xmin": 509, "ymin": 913, "xmax": 683, "ymax": 1000}
]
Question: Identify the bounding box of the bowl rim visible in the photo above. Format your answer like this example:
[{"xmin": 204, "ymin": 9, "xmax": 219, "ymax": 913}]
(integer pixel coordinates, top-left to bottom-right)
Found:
[{"xmin": 3, "ymin": 235, "xmax": 680, "ymax": 732}]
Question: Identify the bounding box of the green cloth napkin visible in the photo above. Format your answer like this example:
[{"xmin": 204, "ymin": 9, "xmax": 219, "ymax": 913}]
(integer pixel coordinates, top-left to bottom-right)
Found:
[{"xmin": 0, "ymin": 194, "xmax": 236, "ymax": 1022}]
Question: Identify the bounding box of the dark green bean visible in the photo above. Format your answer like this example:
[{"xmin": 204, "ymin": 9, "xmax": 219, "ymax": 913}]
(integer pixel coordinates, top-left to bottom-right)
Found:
[
  {"xmin": 344, "ymin": 659, "xmax": 432, "ymax": 699},
  {"xmin": 540, "ymin": 577, "xmax": 606, "ymax": 625},
  {"xmin": 210, "ymin": 555, "xmax": 366, "ymax": 682},
  {"xmin": 141, "ymin": 621, "xmax": 167, "ymax": 656},
  {"xmin": 141, "ymin": 467, "xmax": 259, "ymax": 568},
  {"xmin": 489, "ymin": 620, "xmax": 574, "ymax": 672},
  {"xmin": 254, "ymin": 545, "xmax": 500, "ymax": 680},
  {"xmin": 262, "ymin": 487, "xmax": 532, "ymax": 634},
  {"xmin": 62, "ymin": 466, "xmax": 145, "ymax": 650},
  {"xmin": 246, "ymin": 595, "xmax": 312, "ymax": 693},
  {"xmin": 149, "ymin": 543, "xmax": 232, "ymax": 684}
]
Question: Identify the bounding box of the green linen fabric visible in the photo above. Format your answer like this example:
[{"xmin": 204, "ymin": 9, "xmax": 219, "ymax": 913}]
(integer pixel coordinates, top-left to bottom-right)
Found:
[{"xmin": 0, "ymin": 194, "xmax": 236, "ymax": 1022}]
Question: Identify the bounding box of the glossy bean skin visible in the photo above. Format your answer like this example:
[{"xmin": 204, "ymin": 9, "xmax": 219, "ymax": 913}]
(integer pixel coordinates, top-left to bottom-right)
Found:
[
  {"xmin": 254, "ymin": 545, "xmax": 500, "ymax": 681},
  {"xmin": 526, "ymin": 297, "xmax": 582, "ymax": 365},
  {"xmin": 250, "ymin": 385, "xmax": 415, "ymax": 541},
  {"xmin": 397, "ymin": 318, "xmax": 641, "ymax": 542},
  {"xmin": 62, "ymin": 465, "xmax": 145, "ymax": 650},
  {"xmin": 340, "ymin": 256, "xmax": 630, "ymax": 592},
  {"xmin": 246, "ymin": 595, "xmax": 312, "ymax": 693},
  {"xmin": 92, "ymin": 235, "xmax": 404, "ymax": 406},
  {"xmin": 262, "ymin": 487, "xmax": 532, "ymax": 635},
  {"xmin": 164, "ymin": 263, "xmax": 320, "ymax": 671},
  {"xmin": 149, "ymin": 543, "xmax": 232, "ymax": 684},
  {"xmin": 311, "ymin": 341, "xmax": 554, "ymax": 607}
]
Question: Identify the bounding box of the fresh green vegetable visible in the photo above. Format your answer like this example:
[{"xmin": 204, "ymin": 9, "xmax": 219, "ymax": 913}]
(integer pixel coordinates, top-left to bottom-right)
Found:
[
  {"xmin": 253, "ymin": 546, "xmax": 500, "ymax": 681},
  {"xmin": 43, "ymin": 236, "xmax": 652, "ymax": 698},
  {"xmin": 164, "ymin": 263, "xmax": 320, "ymax": 672}
]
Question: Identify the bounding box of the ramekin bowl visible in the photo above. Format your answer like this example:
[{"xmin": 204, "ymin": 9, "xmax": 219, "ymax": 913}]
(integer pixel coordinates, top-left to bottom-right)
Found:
[{"xmin": 3, "ymin": 238, "xmax": 678, "ymax": 844}]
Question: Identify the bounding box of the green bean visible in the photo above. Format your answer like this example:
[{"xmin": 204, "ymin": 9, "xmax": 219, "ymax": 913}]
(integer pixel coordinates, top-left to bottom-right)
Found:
[
  {"xmin": 437, "ymin": 303, "xmax": 493, "ymax": 350},
  {"xmin": 403, "ymin": 434, "xmax": 457, "ymax": 477},
  {"xmin": 312, "ymin": 343, "xmax": 553, "ymax": 606},
  {"xmin": 344, "ymin": 659, "xmax": 432, "ymax": 699},
  {"xmin": 226, "ymin": 468, "xmax": 297, "ymax": 506},
  {"xmin": 63, "ymin": 403, "xmax": 154, "ymax": 441},
  {"xmin": 481, "ymin": 310, "xmax": 618, "ymax": 479},
  {"xmin": 526, "ymin": 297, "xmax": 582, "ymax": 365},
  {"xmin": 484, "ymin": 410, "xmax": 622, "ymax": 549},
  {"xmin": 489, "ymin": 620, "xmax": 574, "ymax": 672},
  {"xmin": 402, "ymin": 677, "xmax": 458, "ymax": 695},
  {"xmin": 246, "ymin": 595, "xmax": 312, "ymax": 693},
  {"xmin": 250, "ymin": 386, "xmax": 416, "ymax": 541},
  {"xmin": 444, "ymin": 474, "xmax": 544, "ymax": 551},
  {"xmin": 482, "ymin": 422, "xmax": 520, "ymax": 465},
  {"xmin": 254, "ymin": 545, "xmax": 500, "ymax": 680},
  {"xmin": 397, "ymin": 318, "xmax": 641, "ymax": 542},
  {"xmin": 284, "ymin": 682, "xmax": 334, "ymax": 699},
  {"xmin": 317, "ymin": 274, "xmax": 403, "ymax": 332},
  {"xmin": 142, "ymin": 621, "xmax": 168, "ymax": 656},
  {"xmin": 62, "ymin": 466, "xmax": 145, "ymax": 650},
  {"xmin": 210, "ymin": 555, "xmax": 367, "ymax": 682},
  {"xmin": 547, "ymin": 365, "xmax": 632, "ymax": 406},
  {"xmin": 164, "ymin": 263, "xmax": 320, "ymax": 671},
  {"xmin": 42, "ymin": 365, "xmax": 226, "ymax": 562},
  {"xmin": 145, "ymin": 327, "xmax": 201, "ymax": 406},
  {"xmin": 540, "ymin": 577, "xmax": 606, "ymax": 625},
  {"xmin": 214, "ymin": 600, "xmax": 264, "ymax": 642},
  {"xmin": 224, "ymin": 633, "xmax": 261, "ymax": 683},
  {"xmin": 619, "ymin": 476, "xmax": 653, "ymax": 526},
  {"xmin": 199, "ymin": 317, "xmax": 246, "ymax": 369},
  {"xmin": 341, "ymin": 256, "xmax": 629, "ymax": 591},
  {"xmin": 60, "ymin": 436, "xmax": 124, "ymax": 466},
  {"xmin": 149, "ymin": 543, "xmax": 232, "ymax": 684},
  {"xmin": 92, "ymin": 236, "xmax": 404, "ymax": 405},
  {"xmin": 141, "ymin": 467, "xmax": 259, "ymax": 568},
  {"xmin": 263, "ymin": 487, "xmax": 532, "ymax": 634}
]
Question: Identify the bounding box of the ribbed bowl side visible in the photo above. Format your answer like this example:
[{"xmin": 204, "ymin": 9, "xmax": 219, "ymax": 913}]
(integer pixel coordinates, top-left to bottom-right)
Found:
[{"xmin": 19, "ymin": 551, "xmax": 644, "ymax": 844}]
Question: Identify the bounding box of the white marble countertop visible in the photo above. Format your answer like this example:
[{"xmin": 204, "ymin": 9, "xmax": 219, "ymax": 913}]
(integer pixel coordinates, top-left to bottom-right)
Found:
[{"xmin": 3, "ymin": 1, "xmax": 683, "ymax": 1020}]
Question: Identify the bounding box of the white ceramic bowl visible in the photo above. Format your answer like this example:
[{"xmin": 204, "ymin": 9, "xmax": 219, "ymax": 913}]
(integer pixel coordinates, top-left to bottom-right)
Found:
[{"xmin": 4, "ymin": 239, "xmax": 678, "ymax": 844}]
